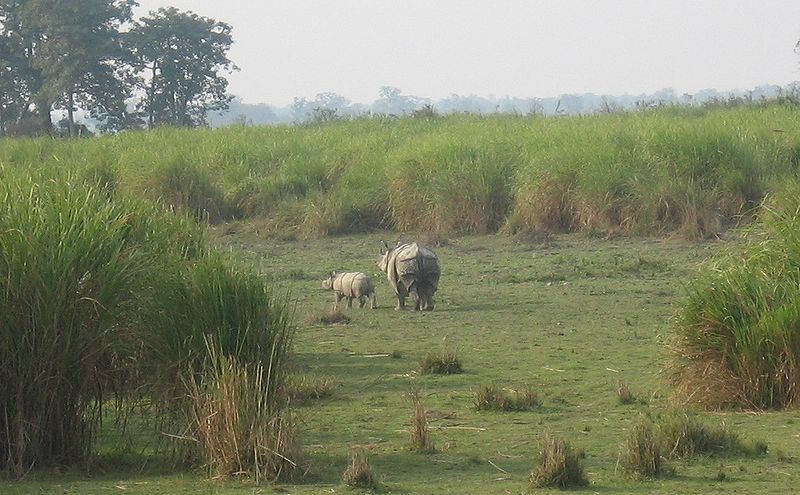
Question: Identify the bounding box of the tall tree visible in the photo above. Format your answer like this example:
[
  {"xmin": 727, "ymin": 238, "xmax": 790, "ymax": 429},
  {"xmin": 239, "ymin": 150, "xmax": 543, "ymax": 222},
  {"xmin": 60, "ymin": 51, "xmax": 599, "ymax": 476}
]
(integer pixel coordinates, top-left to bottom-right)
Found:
[
  {"xmin": 128, "ymin": 7, "xmax": 236, "ymax": 127},
  {"xmin": 0, "ymin": 0, "xmax": 44, "ymax": 135},
  {"xmin": 0, "ymin": 0, "xmax": 136, "ymax": 136}
]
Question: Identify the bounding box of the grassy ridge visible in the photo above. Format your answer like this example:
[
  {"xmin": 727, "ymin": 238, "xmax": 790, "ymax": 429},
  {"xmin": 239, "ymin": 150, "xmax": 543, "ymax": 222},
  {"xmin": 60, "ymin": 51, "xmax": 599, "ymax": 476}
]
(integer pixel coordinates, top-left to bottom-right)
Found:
[{"xmin": 1, "ymin": 104, "xmax": 799, "ymax": 238}]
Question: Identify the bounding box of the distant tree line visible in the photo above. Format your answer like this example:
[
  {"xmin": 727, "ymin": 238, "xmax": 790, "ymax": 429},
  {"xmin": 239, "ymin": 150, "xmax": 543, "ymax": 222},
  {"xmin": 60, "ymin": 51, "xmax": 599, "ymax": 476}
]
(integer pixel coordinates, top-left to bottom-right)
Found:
[
  {"xmin": 0, "ymin": 0, "xmax": 235, "ymax": 136},
  {"xmin": 212, "ymin": 83, "xmax": 800, "ymax": 128}
]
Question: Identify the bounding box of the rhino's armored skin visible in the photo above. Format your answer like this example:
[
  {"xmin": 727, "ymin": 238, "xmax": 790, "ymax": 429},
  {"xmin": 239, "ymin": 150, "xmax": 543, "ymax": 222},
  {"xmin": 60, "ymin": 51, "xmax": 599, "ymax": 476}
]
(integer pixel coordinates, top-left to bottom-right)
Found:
[
  {"xmin": 321, "ymin": 271, "xmax": 377, "ymax": 309},
  {"xmin": 376, "ymin": 241, "xmax": 440, "ymax": 311}
]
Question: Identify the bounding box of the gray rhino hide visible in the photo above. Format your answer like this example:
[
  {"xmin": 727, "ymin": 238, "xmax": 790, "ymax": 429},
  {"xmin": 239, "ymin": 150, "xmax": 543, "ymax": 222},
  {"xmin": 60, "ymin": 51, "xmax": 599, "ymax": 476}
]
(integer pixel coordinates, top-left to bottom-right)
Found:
[{"xmin": 387, "ymin": 242, "xmax": 440, "ymax": 296}]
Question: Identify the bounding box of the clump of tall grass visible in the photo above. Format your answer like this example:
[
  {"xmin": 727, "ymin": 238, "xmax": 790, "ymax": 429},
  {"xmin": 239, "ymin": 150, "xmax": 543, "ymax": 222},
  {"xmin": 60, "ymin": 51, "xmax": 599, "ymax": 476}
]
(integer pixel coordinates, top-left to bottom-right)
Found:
[
  {"xmin": 144, "ymin": 254, "xmax": 298, "ymax": 480},
  {"xmin": 0, "ymin": 169, "xmax": 298, "ymax": 480},
  {"xmin": 655, "ymin": 411, "xmax": 766, "ymax": 458},
  {"xmin": 529, "ymin": 434, "xmax": 589, "ymax": 488},
  {"xmin": 669, "ymin": 203, "xmax": 800, "ymax": 408},
  {"xmin": 474, "ymin": 384, "xmax": 541, "ymax": 411},
  {"xmin": 419, "ymin": 349, "xmax": 462, "ymax": 375},
  {"xmin": 342, "ymin": 446, "xmax": 377, "ymax": 489},
  {"xmin": 619, "ymin": 412, "xmax": 766, "ymax": 478},
  {"xmin": 0, "ymin": 172, "xmax": 201, "ymax": 473},
  {"xmin": 408, "ymin": 388, "xmax": 435, "ymax": 453},
  {"xmin": 617, "ymin": 380, "xmax": 639, "ymax": 405},
  {"xmin": 184, "ymin": 338, "xmax": 301, "ymax": 482},
  {"xmin": 285, "ymin": 374, "xmax": 336, "ymax": 405},
  {"xmin": 618, "ymin": 418, "xmax": 668, "ymax": 479},
  {"xmin": 2, "ymin": 105, "xmax": 798, "ymax": 239},
  {"xmin": 386, "ymin": 131, "xmax": 517, "ymax": 236},
  {"xmin": 152, "ymin": 159, "xmax": 235, "ymax": 224}
]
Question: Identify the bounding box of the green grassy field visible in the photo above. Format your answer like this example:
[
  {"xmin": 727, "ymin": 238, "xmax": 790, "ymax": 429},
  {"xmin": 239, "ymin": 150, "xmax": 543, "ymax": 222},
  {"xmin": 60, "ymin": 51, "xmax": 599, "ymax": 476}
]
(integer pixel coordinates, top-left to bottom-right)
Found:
[
  {"xmin": 6, "ymin": 228, "xmax": 798, "ymax": 494},
  {"xmin": 2, "ymin": 104, "xmax": 799, "ymax": 238}
]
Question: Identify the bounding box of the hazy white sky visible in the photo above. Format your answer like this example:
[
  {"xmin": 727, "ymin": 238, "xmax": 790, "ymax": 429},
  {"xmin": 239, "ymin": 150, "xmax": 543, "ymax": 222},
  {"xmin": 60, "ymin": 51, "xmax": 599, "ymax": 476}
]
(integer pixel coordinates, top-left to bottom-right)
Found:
[{"xmin": 134, "ymin": 0, "xmax": 800, "ymax": 105}]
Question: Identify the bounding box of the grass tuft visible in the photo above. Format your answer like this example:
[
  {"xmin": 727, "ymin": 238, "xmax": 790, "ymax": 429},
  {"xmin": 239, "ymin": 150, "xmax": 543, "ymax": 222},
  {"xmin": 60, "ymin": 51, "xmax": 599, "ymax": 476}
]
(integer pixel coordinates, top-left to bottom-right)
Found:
[
  {"xmin": 474, "ymin": 384, "xmax": 541, "ymax": 411},
  {"xmin": 617, "ymin": 380, "xmax": 639, "ymax": 405},
  {"xmin": 342, "ymin": 446, "xmax": 377, "ymax": 489},
  {"xmin": 619, "ymin": 418, "xmax": 669, "ymax": 479},
  {"xmin": 285, "ymin": 374, "xmax": 336, "ymax": 405},
  {"xmin": 408, "ymin": 388, "xmax": 435, "ymax": 454},
  {"xmin": 529, "ymin": 434, "xmax": 589, "ymax": 488},
  {"xmin": 307, "ymin": 307, "xmax": 351, "ymax": 326},
  {"xmin": 419, "ymin": 350, "xmax": 462, "ymax": 375}
]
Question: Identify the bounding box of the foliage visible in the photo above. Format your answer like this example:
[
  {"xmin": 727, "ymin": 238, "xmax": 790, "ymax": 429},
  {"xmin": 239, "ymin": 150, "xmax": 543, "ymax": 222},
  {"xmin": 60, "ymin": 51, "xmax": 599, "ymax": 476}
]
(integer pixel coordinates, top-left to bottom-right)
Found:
[
  {"xmin": 127, "ymin": 7, "xmax": 236, "ymax": 127},
  {"xmin": 0, "ymin": 0, "xmax": 136, "ymax": 135}
]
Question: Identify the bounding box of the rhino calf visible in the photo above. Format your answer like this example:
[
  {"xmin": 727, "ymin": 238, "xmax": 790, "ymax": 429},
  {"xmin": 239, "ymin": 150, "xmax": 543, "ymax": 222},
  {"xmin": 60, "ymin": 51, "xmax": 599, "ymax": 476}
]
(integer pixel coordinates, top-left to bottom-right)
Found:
[{"xmin": 321, "ymin": 271, "xmax": 377, "ymax": 310}]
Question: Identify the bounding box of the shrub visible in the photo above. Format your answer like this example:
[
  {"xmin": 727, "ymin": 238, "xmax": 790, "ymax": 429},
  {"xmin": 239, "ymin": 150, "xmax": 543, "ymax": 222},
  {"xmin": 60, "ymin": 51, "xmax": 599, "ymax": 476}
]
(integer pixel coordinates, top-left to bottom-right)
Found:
[
  {"xmin": 529, "ymin": 434, "xmax": 589, "ymax": 488},
  {"xmin": 474, "ymin": 384, "xmax": 541, "ymax": 411}
]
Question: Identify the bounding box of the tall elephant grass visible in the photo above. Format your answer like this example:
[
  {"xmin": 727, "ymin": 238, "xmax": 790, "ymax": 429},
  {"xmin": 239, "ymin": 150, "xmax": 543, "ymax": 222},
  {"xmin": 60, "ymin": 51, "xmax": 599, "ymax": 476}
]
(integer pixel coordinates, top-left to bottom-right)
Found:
[
  {"xmin": 143, "ymin": 254, "xmax": 298, "ymax": 479},
  {"xmin": 1, "ymin": 103, "xmax": 798, "ymax": 238},
  {"xmin": 669, "ymin": 197, "xmax": 800, "ymax": 408},
  {"xmin": 0, "ymin": 168, "xmax": 297, "ymax": 478},
  {"xmin": 0, "ymin": 170, "xmax": 198, "ymax": 473}
]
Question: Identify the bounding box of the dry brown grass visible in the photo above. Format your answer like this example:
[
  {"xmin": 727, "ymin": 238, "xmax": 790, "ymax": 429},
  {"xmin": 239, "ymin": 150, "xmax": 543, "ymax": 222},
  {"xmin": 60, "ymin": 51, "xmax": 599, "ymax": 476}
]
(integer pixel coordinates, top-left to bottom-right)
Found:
[
  {"xmin": 529, "ymin": 433, "xmax": 589, "ymax": 488},
  {"xmin": 474, "ymin": 384, "xmax": 541, "ymax": 411},
  {"xmin": 285, "ymin": 374, "xmax": 336, "ymax": 406},
  {"xmin": 306, "ymin": 307, "xmax": 351, "ymax": 326},
  {"xmin": 342, "ymin": 445, "xmax": 377, "ymax": 489},
  {"xmin": 184, "ymin": 355, "xmax": 302, "ymax": 482},
  {"xmin": 617, "ymin": 380, "xmax": 638, "ymax": 405},
  {"xmin": 408, "ymin": 388, "xmax": 435, "ymax": 454}
]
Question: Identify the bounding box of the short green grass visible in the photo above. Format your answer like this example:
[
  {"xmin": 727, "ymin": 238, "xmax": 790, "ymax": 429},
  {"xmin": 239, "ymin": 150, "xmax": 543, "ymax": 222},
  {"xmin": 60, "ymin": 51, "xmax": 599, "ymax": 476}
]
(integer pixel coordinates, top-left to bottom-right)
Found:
[{"xmin": 5, "ymin": 230, "xmax": 798, "ymax": 494}]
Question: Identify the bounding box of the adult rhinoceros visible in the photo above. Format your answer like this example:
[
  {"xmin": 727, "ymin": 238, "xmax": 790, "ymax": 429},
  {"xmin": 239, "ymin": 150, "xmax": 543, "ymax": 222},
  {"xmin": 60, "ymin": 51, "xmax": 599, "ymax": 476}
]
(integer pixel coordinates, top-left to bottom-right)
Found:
[{"xmin": 376, "ymin": 241, "xmax": 440, "ymax": 311}]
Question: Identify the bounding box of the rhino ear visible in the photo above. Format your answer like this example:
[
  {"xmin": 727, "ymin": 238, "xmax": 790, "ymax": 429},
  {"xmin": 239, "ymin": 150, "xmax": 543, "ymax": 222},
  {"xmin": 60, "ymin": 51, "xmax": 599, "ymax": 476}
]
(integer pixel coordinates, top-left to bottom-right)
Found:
[
  {"xmin": 381, "ymin": 240, "xmax": 389, "ymax": 253},
  {"xmin": 330, "ymin": 270, "xmax": 336, "ymax": 277}
]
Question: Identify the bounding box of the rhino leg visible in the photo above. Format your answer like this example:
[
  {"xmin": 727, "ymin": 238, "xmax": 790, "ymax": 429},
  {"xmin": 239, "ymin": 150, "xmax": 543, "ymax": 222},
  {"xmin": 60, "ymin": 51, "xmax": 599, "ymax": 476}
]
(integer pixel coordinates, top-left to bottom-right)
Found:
[
  {"xmin": 370, "ymin": 293, "xmax": 377, "ymax": 309},
  {"xmin": 334, "ymin": 292, "xmax": 345, "ymax": 310},
  {"xmin": 410, "ymin": 286, "xmax": 421, "ymax": 311},
  {"xmin": 346, "ymin": 296, "xmax": 353, "ymax": 309},
  {"xmin": 418, "ymin": 285, "xmax": 435, "ymax": 311},
  {"xmin": 358, "ymin": 295, "xmax": 367, "ymax": 308}
]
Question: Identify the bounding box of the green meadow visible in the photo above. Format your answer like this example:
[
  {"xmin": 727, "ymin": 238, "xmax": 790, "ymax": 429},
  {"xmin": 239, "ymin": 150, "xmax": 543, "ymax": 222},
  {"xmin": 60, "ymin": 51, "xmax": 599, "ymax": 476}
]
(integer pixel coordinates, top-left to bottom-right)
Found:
[{"xmin": 2, "ymin": 104, "xmax": 800, "ymax": 493}]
